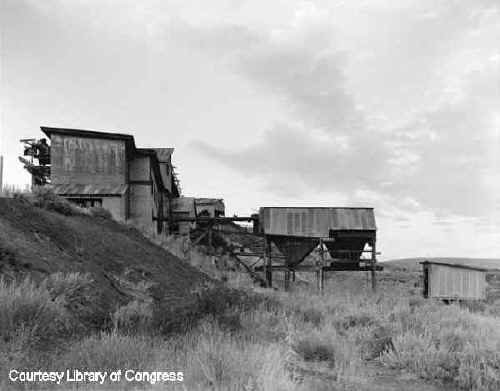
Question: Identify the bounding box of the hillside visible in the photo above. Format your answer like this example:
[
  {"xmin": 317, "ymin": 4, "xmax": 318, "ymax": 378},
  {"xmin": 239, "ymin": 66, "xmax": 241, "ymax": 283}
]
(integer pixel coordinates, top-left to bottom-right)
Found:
[{"xmin": 0, "ymin": 198, "xmax": 208, "ymax": 328}]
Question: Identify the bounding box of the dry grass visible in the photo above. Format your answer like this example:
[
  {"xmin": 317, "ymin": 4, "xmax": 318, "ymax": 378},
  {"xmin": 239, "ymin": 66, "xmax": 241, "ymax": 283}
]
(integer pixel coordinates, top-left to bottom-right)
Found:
[
  {"xmin": 0, "ymin": 276, "xmax": 76, "ymax": 374},
  {"xmin": 380, "ymin": 303, "xmax": 500, "ymax": 390},
  {"xmin": 1, "ymin": 268, "xmax": 500, "ymax": 390},
  {"xmin": 59, "ymin": 331, "xmax": 157, "ymax": 372}
]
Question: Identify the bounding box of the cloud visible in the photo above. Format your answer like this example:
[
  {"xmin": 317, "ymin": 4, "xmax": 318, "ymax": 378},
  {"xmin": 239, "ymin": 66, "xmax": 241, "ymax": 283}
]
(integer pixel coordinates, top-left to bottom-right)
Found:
[
  {"xmin": 189, "ymin": 1, "xmax": 500, "ymax": 220},
  {"xmin": 193, "ymin": 123, "xmax": 387, "ymax": 198}
]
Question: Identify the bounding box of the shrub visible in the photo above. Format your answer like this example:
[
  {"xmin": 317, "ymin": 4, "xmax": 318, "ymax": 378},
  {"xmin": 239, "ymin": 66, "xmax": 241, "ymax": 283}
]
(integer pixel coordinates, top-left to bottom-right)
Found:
[
  {"xmin": 381, "ymin": 305, "xmax": 500, "ymax": 390},
  {"xmin": 153, "ymin": 282, "xmax": 263, "ymax": 334},
  {"xmin": 0, "ymin": 277, "xmax": 75, "ymax": 357},
  {"xmin": 334, "ymin": 313, "xmax": 376, "ymax": 332},
  {"xmin": 59, "ymin": 331, "xmax": 156, "ymax": 371},
  {"xmin": 408, "ymin": 295, "xmax": 426, "ymax": 311},
  {"xmin": 175, "ymin": 320, "xmax": 295, "ymax": 391},
  {"xmin": 360, "ymin": 325, "xmax": 394, "ymax": 360},
  {"xmin": 89, "ymin": 206, "xmax": 113, "ymax": 220},
  {"xmin": 239, "ymin": 306, "xmax": 290, "ymax": 342},
  {"xmin": 112, "ymin": 300, "xmax": 153, "ymax": 334},
  {"xmin": 44, "ymin": 272, "xmax": 104, "ymax": 330},
  {"xmin": 45, "ymin": 271, "xmax": 93, "ymax": 298},
  {"xmin": 293, "ymin": 333, "xmax": 337, "ymax": 363},
  {"xmin": 28, "ymin": 186, "xmax": 85, "ymax": 216},
  {"xmin": 290, "ymin": 323, "xmax": 361, "ymax": 382},
  {"xmin": 290, "ymin": 307, "xmax": 323, "ymax": 327}
]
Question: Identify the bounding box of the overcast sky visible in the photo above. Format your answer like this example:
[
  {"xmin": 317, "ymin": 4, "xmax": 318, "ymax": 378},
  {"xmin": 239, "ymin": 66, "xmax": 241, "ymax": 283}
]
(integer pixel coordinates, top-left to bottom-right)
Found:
[{"xmin": 1, "ymin": 0, "xmax": 499, "ymax": 259}]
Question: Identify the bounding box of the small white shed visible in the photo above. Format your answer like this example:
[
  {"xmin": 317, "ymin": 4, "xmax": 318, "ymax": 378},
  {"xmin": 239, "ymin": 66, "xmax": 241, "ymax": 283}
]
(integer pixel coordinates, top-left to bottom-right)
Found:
[{"xmin": 421, "ymin": 261, "xmax": 487, "ymax": 300}]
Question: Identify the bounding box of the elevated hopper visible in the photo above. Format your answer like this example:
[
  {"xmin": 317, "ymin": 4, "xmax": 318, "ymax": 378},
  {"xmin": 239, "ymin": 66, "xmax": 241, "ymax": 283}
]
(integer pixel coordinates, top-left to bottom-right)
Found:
[
  {"xmin": 259, "ymin": 207, "xmax": 376, "ymax": 267},
  {"xmin": 271, "ymin": 236, "xmax": 319, "ymax": 267}
]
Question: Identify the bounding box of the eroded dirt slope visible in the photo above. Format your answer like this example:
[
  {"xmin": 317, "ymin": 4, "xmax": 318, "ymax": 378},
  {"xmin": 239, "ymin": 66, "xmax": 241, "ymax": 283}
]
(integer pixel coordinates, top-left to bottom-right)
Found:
[{"xmin": 0, "ymin": 198, "xmax": 208, "ymax": 328}]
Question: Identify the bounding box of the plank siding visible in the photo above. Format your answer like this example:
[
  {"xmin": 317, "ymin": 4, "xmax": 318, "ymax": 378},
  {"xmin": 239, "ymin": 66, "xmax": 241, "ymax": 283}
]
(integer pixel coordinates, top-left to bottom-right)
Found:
[
  {"xmin": 428, "ymin": 264, "xmax": 486, "ymax": 300},
  {"xmin": 51, "ymin": 134, "xmax": 126, "ymax": 185},
  {"xmin": 259, "ymin": 207, "xmax": 376, "ymax": 237}
]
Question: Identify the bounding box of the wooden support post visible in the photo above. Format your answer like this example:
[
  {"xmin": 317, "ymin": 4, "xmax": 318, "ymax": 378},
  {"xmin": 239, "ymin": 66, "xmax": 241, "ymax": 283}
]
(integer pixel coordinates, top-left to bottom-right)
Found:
[
  {"xmin": 423, "ymin": 263, "xmax": 429, "ymax": 298},
  {"xmin": 318, "ymin": 239, "xmax": 325, "ymax": 292},
  {"xmin": 208, "ymin": 224, "xmax": 213, "ymax": 253},
  {"xmin": 371, "ymin": 240, "xmax": 377, "ymax": 292},
  {"xmin": 0, "ymin": 155, "xmax": 3, "ymax": 195},
  {"xmin": 265, "ymin": 236, "xmax": 272, "ymax": 288},
  {"xmin": 292, "ymin": 270, "xmax": 296, "ymax": 282}
]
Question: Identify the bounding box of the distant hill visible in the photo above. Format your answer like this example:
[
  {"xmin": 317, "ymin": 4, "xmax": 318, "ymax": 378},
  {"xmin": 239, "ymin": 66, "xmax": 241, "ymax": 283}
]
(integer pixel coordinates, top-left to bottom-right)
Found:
[{"xmin": 383, "ymin": 257, "xmax": 500, "ymax": 272}]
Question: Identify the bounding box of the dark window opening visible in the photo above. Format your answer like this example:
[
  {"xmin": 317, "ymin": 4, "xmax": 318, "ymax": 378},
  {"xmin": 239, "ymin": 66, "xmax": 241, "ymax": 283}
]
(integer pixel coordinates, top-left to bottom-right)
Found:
[
  {"xmin": 68, "ymin": 198, "xmax": 103, "ymax": 208},
  {"xmin": 198, "ymin": 209, "xmax": 210, "ymax": 217}
]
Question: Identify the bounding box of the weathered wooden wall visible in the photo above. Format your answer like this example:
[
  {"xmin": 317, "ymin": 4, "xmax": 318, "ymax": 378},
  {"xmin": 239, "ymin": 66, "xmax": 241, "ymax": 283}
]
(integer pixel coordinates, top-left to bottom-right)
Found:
[
  {"xmin": 171, "ymin": 197, "xmax": 196, "ymax": 234},
  {"xmin": 428, "ymin": 264, "xmax": 486, "ymax": 300},
  {"xmin": 51, "ymin": 134, "xmax": 126, "ymax": 185},
  {"xmin": 128, "ymin": 155, "xmax": 153, "ymax": 230}
]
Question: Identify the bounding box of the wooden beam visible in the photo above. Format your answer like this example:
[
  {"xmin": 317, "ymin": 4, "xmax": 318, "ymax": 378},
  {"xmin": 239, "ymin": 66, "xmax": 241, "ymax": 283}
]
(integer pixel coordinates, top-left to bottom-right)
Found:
[
  {"xmin": 265, "ymin": 237, "xmax": 272, "ymax": 287},
  {"xmin": 191, "ymin": 229, "xmax": 210, "ymax": 246},
  {"xmin": 155, "ymin": 216, "xmax": 258, "ymax": 223},
  {"xmin": 227, "ymin": 250, "xmax": 266, "ymax": 286},
  {"xmin": 319, "ymin": 238, "xmax": 325, "ymax": 292},
  {"xmin": 371, "ymin": 240, "xmax": 377, "ymax": 292},
  {"xmin": 212, "ymin": 228, "xmax": 264, "ymax": 237},
  {"xmin": 232, "ymin": 252, "xmax": 285, "ymax": 258},
  {"xmin": 255, "ymin": 264, "xmax": 384, "ymax": 272},
  {"xmin": 284, "ymin": 270, "xmax": 290, "ymax": 290},
  {"xmin": 331, "ymin": 230, "xmax": 376, "ymax": 239}
]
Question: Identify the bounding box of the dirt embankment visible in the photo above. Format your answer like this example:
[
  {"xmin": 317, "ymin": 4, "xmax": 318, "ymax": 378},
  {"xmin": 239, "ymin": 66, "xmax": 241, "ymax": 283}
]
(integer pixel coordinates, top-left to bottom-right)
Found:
[{"xmin": 0, "ymin": 198, "xmax": 208, "ymax": 328}]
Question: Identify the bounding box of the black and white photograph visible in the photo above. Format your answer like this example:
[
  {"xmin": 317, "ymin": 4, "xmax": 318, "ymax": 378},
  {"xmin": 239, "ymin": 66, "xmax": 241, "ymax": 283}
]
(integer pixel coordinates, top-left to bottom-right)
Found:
[{"xmin": 0, "ymin": 1, "xmax": 499, "ymax": 390}]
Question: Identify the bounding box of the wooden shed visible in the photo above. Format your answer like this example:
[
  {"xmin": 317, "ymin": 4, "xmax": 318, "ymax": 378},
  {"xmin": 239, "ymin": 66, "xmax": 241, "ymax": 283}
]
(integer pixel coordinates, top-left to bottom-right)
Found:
[{"xmin": 421, "ymin": 261, "xmax": 487, "ymax": 300}]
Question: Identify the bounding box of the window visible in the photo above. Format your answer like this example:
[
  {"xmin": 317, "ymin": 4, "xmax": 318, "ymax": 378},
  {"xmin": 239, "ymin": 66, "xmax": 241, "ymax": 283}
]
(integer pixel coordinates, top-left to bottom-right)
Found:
[{"xmin": 68, "ymin": 198, "xmax": 103, "ymax": 208}]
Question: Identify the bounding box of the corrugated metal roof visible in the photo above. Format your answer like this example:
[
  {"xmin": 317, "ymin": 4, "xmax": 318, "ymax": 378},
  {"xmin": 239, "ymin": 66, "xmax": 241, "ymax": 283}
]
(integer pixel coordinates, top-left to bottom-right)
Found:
[
  {"xmin": 52, "ymin": 184, "xmax": 128, "ymax": 196},
  {"xmin": 420, "ymin": 261, "xmax": 488, "ymax": 272},
  {"xmin": 195, "ymin": 198, "xmax": 224, "ymax": 204},
  {"xmin": 260, "ymin": 207, "xmax": 376, "ymax": 237},
  {"xmin": 153, "ymin": 148, "xmax": 174, "ymax": 162},
  {"xmin": 41, "ymin": 127, "xmax": 135, "ymax": 145}
]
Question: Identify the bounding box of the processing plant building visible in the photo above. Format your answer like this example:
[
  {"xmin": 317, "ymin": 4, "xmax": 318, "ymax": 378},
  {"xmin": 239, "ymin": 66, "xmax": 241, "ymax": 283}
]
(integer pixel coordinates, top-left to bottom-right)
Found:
[{"xmin": 40, "ymin": 127, "xmax": 180, "ymax": 233}]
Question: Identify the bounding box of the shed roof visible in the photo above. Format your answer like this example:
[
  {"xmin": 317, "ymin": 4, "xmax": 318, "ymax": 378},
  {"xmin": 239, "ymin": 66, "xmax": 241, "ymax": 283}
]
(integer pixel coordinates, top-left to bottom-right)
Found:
[
  {"xmin": 52, "ymin": 184, "xmax": 128, "ymax": 196},
  {"xmin": 41, "ymin": 126, "xmax": 135, "ymax": 145},
  {"xmin": 420, "ymin": 261, "xmax": 489, "ymax": 272}
]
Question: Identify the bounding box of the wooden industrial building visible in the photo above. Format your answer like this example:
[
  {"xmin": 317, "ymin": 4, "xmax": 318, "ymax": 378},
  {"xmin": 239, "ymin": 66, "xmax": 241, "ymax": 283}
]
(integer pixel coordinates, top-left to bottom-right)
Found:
[
  {"xmin": 421, "ymin": 261, "xmax": 487, "ymax": 301},
  {"xmin": 257, "ymin": 207, "xmax": 380, "ymax": 290},
  {"xmin": 195, "ymin": 198, "xmax": 225, "ymax": 217},
  {"xmin": 170, "ymin": 197, "xmax": 225, "ymax": 234},
  {"xmin": 41, "ymin": 127, "xmax": 179, "ymax": 233}
]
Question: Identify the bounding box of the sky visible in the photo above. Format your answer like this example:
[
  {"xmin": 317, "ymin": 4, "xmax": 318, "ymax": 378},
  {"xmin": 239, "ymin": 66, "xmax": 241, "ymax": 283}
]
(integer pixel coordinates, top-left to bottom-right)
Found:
[{"xmin": 1, "ymin": 0, "xmax": 499, "ymax": 260}]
